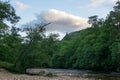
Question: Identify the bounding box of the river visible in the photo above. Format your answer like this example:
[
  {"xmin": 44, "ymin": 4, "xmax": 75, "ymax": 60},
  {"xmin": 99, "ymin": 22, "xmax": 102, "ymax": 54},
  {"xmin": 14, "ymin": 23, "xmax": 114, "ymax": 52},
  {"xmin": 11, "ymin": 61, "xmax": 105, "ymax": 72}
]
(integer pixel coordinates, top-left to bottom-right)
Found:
[{"xmin": 26, "ymin": 68, "xmax": 120, "ymax": 80}]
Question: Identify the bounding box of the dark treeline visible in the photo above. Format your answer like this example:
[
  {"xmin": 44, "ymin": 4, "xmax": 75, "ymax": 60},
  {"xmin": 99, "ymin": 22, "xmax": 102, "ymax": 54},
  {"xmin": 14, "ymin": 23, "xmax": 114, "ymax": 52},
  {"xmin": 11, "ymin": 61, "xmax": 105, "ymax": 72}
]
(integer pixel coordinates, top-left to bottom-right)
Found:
[{"xmin": 0, "ymin": 1, "xmax": 120, "ymax": 73}]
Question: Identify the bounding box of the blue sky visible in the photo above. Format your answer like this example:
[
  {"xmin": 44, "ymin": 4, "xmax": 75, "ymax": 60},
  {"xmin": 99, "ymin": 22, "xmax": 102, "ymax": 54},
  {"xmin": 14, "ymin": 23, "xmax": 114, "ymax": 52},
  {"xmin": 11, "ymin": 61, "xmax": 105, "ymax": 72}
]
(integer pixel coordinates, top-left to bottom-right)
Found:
[{"xmin": 9, "ymin": 0, "xmax": 117, "ymax": 38}]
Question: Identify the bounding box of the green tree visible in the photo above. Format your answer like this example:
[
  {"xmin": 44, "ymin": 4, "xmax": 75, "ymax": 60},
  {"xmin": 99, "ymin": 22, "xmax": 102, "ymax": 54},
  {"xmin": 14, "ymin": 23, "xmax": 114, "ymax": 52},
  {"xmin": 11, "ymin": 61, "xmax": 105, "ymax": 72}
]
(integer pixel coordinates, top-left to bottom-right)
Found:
[
  {"xmin": 14, "ymin": 23, "xmax": 59, "ymax": 73},
  {"xmin": 0, "ymin": 1, "xmax": 20, "ymax": 64},
  {"xmin": 0, "ymin": 1, "xmax": 20, "ymax": 24}
]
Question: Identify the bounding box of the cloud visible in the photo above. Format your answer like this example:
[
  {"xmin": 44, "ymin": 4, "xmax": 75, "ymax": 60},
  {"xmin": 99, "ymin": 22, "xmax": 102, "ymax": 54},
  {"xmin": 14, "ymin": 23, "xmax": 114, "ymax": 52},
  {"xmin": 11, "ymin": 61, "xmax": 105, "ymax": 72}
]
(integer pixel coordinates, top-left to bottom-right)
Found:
[
  {"xmin": 27, "ymin": 9, "xmax": 89, "ymax": 32},
  {"xmin": 15, "ymin": 1, "xmax": 29, "ymax": 12},
  {"xmin": 25, "ymin": 9, "xmax": 90, "ymax": 39}
]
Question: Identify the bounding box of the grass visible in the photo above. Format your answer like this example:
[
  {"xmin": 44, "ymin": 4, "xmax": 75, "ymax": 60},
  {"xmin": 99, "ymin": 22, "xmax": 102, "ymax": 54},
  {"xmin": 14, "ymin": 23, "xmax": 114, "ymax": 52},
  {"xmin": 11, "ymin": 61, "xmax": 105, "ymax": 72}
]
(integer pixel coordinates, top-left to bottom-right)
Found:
[{"xmin": 0, "ymin": 61, "xmax": 13, "ymax": 70}]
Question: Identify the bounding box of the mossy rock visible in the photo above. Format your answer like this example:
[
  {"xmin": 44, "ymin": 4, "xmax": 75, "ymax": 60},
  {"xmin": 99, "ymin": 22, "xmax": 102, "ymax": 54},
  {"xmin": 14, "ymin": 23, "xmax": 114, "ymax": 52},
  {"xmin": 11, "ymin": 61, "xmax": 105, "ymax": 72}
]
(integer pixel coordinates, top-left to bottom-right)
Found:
[
  {"xmin": 46, "ymin": 72, "xmax": 54, "ymax": 77},
  {"xmin": 39, "ymin": 70, "xmax": 46, "ymax": 76}
]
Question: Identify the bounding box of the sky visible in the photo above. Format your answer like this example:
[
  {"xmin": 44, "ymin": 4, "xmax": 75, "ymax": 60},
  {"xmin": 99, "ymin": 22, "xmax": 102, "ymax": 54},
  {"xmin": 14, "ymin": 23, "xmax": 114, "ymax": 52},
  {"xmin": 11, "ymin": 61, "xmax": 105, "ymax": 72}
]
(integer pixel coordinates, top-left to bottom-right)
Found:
[{"xmin": 9, "ymin": 0, "xmax": 117, "ymax": 39}]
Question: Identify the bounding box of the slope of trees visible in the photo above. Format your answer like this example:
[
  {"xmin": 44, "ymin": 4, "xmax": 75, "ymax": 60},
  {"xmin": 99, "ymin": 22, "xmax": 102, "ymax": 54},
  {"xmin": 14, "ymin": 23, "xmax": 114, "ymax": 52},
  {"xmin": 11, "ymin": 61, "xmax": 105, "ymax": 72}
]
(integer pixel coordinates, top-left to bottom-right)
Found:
[
  {"xmin": 52, "ymin": 1, "xmax": 120, "ymax": 72},
  {"xmin": 0, "ymin": 0, "xmax": 120, "ymax": 73}
]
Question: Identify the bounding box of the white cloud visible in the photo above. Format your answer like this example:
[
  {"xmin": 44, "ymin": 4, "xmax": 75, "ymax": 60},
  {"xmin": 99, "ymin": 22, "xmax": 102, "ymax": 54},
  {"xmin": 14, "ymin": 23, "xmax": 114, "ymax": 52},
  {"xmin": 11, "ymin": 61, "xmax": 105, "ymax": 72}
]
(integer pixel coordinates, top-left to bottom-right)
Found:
[
  {"xmin": 25, "ymin": 9, "xmax": 90, "ymax": 39},
  {"xmin": 16, "ymin": 1, "xmax": 29, "ymax": 12},
  {"xmin": 35, "ymin": 9, "xmax": 89, "ymax": 32}
]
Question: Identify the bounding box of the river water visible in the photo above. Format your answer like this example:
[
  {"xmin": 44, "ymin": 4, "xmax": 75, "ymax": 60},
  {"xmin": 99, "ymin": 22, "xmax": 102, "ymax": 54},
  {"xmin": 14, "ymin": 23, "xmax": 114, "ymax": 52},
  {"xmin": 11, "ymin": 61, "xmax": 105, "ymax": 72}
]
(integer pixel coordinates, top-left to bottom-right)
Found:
[
  {"xmin": 26, "ymin": 68, "xmax": 120, "ymax": 80},
  {"xmin": 82, "ymin": 72, "xmax": 120, "ymax": 80}
]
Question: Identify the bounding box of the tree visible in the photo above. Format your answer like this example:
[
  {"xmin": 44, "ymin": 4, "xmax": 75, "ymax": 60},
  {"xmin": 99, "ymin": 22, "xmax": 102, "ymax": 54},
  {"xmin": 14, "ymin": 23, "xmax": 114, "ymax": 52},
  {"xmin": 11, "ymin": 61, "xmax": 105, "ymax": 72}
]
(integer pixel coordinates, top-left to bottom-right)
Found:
[
  {"xmin": 0, "ymin": 1, "xmax": 20, "ymax": 63},
  {"xmin": 88, "ymin": 15, "xmax": 104, "ymax": 27},
  {"xmin": 5, "ymin": 27, "xmax": 22, "ymax": 63},
  {"xmin": 0, "ymin": 1, "xmax": 20, "ymax": 24},
  {"xmin": 14, "ymin": 23, "xmax": 52, "ymax": 73},
  {"xmin": 88, "ymin": 15, "xmax": 98, "ymax": 25},
  {"xmin": 113, "ymin": 0, "xmax": 120, "ymax": 27},
  {"xmin": 110, "ymin": 42, "xmax": 120, "ymax": 71}
]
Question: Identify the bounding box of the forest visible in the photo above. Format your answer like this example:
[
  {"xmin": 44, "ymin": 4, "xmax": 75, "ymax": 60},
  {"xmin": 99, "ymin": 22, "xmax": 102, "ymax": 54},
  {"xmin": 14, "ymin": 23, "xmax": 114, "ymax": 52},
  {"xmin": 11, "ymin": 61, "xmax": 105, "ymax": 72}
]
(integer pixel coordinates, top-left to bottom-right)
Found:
[{"xmin": 0, "ymin": 1, "xmax": 120, "ymax": 73}]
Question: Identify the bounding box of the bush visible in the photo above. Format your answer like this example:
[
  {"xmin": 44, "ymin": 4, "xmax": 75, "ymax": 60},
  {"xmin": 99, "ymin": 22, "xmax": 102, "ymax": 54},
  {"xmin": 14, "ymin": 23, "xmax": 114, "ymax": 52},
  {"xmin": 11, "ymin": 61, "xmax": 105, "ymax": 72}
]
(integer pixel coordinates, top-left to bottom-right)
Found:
[{"xmin": 0, "ymin": 61, "xmax": 13, "ymax": 70}]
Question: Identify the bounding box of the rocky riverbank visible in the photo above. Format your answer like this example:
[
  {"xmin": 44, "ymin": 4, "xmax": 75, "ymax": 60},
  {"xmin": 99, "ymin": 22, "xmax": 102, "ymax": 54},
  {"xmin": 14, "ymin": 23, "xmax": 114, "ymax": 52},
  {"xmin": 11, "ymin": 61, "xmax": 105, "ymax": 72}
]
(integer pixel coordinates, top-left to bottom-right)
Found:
[
  {"xmin": 1, "ymin": 68, "xmax": 120, "ymax": 80},
  {"xmin": 0, "ymin": 69, "xmax": 93, "ymax": 80}
]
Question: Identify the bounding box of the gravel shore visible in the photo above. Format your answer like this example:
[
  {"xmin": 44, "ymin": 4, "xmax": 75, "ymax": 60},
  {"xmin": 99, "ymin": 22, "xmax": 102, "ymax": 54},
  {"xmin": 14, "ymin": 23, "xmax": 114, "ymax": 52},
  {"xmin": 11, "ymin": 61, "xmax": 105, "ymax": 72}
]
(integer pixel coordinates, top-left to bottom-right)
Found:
[{"xmin": 0, "ymin": 69, "xmax": 93, "ymax": 80}]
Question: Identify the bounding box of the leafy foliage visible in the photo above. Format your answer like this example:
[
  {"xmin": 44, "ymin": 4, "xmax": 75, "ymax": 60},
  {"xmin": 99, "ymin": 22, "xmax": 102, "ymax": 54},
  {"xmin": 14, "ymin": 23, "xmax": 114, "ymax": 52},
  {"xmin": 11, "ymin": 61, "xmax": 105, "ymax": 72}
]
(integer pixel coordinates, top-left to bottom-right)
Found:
[
  {"xmin": 52, "ymin": 1, "xmax": 120, "ymax": 72},
  {"xmin": 0, "ymin": 0, "xmax": 120, "ymax": 73}
]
